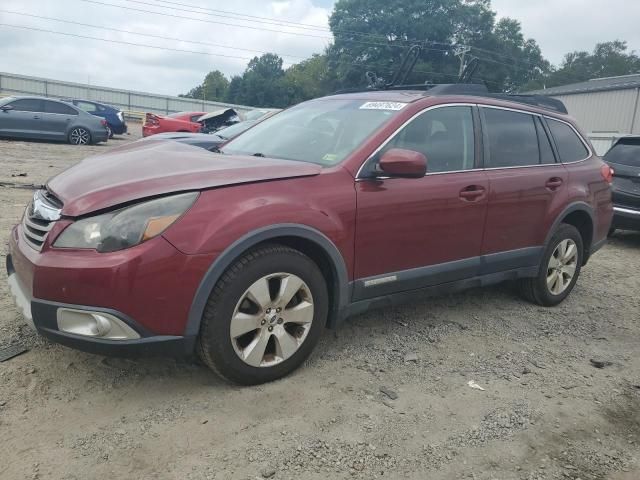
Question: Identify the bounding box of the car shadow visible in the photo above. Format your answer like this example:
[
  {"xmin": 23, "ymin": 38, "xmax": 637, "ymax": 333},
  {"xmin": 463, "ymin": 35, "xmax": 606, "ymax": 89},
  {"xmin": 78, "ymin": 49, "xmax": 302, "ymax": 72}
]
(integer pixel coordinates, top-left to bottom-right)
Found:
[{"xmin": 609, "ymin": 230, "xmax": 640, "ymax": 248}]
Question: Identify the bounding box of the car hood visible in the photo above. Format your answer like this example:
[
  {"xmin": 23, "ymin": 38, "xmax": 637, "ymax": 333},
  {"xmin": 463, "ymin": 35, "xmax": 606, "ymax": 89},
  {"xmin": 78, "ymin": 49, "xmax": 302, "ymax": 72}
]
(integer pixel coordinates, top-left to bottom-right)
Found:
[{"xmin": 47, "ymin": 139, "xmax": 321, "ymax": 217}]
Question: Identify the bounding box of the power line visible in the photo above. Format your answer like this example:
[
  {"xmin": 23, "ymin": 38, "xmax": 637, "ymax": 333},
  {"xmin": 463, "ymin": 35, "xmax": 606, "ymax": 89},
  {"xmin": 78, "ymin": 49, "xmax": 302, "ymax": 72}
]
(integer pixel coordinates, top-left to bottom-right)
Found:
[
  {"xmin": 81, "ymin": 0, "xmax": 335, "ymax": 41},
  {"xmin": 79, "ymin": 0, "xmax": 451, "ymax": 54},
  {"xmin": 138, "ymin": 0, "xmax": 542, "ymax": 70},
  {"xmin": 0, "ymin": 9, "xmax": 308, "ymax": 60},
  {"xmin": 132, "ymin": 0, "xmax": 332, "ymax": 32},
  {"xmin": 0, "ymin": 22, "xmax": 490, "ymax": 85}
]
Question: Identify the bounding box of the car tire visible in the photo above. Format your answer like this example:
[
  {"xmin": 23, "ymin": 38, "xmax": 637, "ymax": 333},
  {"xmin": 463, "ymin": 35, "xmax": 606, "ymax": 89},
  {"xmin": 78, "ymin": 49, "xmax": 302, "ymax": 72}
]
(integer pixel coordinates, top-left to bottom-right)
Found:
[
  {"xmin": 106, "ymin": 125, "xmax": 114, "ymax": 139},
  {"xmin": 68, "ymin": 127, "xmax": 91, "ymax": 145},
  {"xmin": 608, "ymin": 227, "xmax": 616, "ymax": 237},
  {"xmin": 518, "ymin": 224, "xmax": 583, "ymax": 307},
  {"xmin": 197, "ymin": 244, "xmax": 328, "ymax": 385}
]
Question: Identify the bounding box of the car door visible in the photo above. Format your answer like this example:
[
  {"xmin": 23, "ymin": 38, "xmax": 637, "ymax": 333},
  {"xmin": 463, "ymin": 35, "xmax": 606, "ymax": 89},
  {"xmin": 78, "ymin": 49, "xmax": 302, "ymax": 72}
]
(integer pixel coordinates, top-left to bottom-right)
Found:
[
  {"xmin": 0, "ymin": 98, "xmax": 44, "ymax": 138},
  {"xmin": 41, "ymin": 100, "xmax": 78, "ymax": 139},
  {"xmin": 479, "ymin": 106, "xmax": 568, "ymax": 270},
  {"xmin": 353, "ymin": 104, "xmax": 489, "ymax": 301}
]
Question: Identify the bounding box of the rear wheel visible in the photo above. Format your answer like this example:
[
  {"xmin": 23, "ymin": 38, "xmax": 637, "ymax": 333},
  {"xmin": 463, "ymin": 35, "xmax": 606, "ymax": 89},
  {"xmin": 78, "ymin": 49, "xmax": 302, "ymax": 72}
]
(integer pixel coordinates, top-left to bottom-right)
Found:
[
  {"xmin": 519, "ymin": 224, "xmax": 583, "ymax": 306},
  {"xmin": 68, "ymin": 127, "xmax": 91, "ymax": 145},
  {"xmin": 197, "ymin": 245, "xmax": 328, "ymax": 385},
  {"xmin": 106, "ymin": 125, "xmax": 114, "ymax": 139}
]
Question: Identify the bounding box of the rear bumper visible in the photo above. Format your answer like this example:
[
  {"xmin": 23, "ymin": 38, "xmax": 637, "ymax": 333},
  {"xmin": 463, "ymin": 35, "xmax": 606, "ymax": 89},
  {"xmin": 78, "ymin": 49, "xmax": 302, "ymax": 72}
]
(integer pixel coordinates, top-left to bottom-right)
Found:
[
  {"xmin": 612, "ymin": 205, "xmax": 640, "ymax": 231},
  {"xmin": 109, "ymin": 122, "xmax": 127, "ymax": 135},
  {"xmin": 92, "ymin": 129, "xmax": 109, "ymax": 143}
]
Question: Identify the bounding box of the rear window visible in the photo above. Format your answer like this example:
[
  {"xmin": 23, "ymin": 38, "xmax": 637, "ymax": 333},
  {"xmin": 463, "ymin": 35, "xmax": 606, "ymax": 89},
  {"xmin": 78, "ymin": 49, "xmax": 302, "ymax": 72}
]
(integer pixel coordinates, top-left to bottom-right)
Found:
[
  {"xmin": 604, "ymin": 140, "xmax": 640, "ymax": 167},
  {"xmin": 547, "ymin": 119, "xmax": 589, "ymax": 162}
]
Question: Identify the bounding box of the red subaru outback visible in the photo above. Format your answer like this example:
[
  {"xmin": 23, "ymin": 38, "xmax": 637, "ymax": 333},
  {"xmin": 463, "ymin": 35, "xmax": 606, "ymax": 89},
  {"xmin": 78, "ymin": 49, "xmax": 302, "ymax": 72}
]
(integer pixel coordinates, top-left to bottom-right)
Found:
[{"xmin": 7, "ymin": 85, "xmax": 613, "ymax": 384}]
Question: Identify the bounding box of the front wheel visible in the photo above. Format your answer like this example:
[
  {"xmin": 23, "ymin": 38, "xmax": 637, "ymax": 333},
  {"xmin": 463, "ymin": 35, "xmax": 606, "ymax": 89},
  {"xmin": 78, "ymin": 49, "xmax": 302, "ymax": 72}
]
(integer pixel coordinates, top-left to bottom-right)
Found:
[
  {"xmin": 68, "ymin": 127, "xmax": 91, "ymax": 145},
  {"xmin": 518, "ymin": 224, "xmax": 583, "ymax": 306},
  {"xmin": 197, "ymin": 245, "xmax": 328, "ymax": 385}
]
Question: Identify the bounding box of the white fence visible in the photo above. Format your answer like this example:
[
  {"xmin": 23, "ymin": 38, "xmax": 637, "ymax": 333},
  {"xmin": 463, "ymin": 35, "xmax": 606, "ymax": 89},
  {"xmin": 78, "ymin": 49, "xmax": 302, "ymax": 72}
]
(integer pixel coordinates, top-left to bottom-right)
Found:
[{"xmin": 0, "ymin": 72, "xmax": 253, "ymax": 119}]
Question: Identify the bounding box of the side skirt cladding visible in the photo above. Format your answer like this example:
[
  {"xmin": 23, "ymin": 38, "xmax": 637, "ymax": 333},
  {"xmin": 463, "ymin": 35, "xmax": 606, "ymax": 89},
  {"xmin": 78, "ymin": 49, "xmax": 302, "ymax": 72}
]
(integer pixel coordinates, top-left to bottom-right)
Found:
[{"xmin": 351, "ymin": 247, "xmax": 543, "ymax": 302}]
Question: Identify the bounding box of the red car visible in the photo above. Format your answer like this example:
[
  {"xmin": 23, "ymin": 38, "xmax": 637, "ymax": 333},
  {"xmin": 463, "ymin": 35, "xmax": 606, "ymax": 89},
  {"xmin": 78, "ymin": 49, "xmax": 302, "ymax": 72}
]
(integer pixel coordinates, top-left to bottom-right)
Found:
[
  {"xmin": 7, "ymin": 85, "xmax": 613, "ymax": 385},
  {"xmin": 142, "ymin": 111, "xmax": 205, "ymax": 137}
]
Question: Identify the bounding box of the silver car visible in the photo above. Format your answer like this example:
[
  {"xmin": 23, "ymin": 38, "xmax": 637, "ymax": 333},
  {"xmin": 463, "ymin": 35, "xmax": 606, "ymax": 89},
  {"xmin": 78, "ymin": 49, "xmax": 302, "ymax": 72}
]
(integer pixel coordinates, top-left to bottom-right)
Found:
[{"xmin": 0, "ymin": 96, "xmax": 109, "ymax": 145}]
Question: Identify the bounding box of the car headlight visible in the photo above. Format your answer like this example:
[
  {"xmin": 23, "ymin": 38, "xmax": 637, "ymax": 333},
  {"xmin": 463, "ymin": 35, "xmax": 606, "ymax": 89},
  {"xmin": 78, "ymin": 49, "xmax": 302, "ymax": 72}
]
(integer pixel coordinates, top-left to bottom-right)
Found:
[{"xmin": 54, "ymin": 193, "xmax": 198, "ymax": 252}]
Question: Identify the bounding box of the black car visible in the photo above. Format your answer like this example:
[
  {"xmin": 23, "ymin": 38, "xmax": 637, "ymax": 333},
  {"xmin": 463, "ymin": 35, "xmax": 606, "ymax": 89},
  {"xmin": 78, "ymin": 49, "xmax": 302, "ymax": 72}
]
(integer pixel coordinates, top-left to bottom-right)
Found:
[
  {"xmin": 68, "ymin": 99, "xmax": 127, "ymax": 137},
  {"xmin": 603, "ymin": 136, "xmax": 640, "ymax": 232}
]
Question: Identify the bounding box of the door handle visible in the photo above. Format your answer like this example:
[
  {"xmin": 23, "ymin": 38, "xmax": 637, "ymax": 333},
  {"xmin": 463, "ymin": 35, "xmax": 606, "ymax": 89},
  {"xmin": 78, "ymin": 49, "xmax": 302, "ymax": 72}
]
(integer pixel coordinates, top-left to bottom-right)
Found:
[
  {"xmin": 33, "ymin": 115, "xmax": 40, "ymax": 120},
  {"xmin": 459, "ymin": 185, "xmax": 486, "ymax": 201},
  {"xmin": 545, "ymin": 177, "xmax": 563, "ymax": 190}
]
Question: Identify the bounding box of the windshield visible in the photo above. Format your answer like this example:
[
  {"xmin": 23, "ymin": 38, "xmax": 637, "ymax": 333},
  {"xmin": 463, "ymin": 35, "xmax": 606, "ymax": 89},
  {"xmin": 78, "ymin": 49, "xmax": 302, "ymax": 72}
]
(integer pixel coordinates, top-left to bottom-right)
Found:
[
  {"xmin": 221, "ymin": 99, "xmax": 404, "ymax": 166},
  {"xmin": 604, "ymin": 140, "xmax": 640, "ymax": 167}
]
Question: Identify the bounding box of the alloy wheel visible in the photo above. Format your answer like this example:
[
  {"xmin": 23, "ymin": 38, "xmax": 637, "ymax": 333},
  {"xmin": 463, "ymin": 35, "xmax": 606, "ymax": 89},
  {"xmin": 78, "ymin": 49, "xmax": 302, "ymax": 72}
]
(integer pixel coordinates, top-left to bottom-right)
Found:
[
  {"xmin": 70, "ymin": 128, "xmax": 90, "ymax": 145},
  {"xmin": 230, "ymin": 273, "xmax": 314, "ymax": 368},
  {"xmin": 546, "ymin": 239, "xmax": 578, "ymax": 295}
]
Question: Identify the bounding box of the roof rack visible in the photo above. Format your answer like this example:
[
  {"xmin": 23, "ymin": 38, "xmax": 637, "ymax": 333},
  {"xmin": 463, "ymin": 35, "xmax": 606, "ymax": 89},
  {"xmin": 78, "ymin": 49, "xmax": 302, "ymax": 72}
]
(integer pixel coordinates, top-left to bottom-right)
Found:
[
  {"xmin": 332, "ymin": 44, "xmax": 568, "ymax": 114},
  {"xmin": 481, "ymin": 93, "xmax": 568, "ymax": 114}
]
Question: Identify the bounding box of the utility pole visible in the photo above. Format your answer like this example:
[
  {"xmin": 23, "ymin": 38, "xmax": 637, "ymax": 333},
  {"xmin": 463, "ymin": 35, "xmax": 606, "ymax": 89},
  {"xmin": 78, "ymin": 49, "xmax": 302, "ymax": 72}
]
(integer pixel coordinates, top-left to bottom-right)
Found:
[{"xmin": 454, "ymin": 45, "xmax": 471, "ymax": 77}]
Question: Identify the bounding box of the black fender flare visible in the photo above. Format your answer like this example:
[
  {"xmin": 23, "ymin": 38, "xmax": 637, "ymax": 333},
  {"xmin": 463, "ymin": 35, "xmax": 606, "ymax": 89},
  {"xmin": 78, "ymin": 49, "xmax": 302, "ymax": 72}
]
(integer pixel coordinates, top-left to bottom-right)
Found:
[
  {"xmin": 544, "ymin": 202, "xmax": 595, "ymax": 257},
  {"xmin": 184, "ymin": 224, "xmax": 351, "ymax": 338}
]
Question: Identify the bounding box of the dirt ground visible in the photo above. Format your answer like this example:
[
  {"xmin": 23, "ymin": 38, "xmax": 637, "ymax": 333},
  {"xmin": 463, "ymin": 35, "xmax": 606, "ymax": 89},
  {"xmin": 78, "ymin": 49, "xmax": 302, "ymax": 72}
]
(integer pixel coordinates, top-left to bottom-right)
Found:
[{"xmin": 0, "ymin": 125, "xmax": 638, "ymax": 480}]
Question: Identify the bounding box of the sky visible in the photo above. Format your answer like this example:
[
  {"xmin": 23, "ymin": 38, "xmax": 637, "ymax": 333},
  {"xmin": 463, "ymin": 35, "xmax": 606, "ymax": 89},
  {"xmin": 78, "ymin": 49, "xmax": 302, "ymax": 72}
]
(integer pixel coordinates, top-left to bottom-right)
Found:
[{"xmin": 1, "ymin": 0, "xmax": 640, "ymax": 96}]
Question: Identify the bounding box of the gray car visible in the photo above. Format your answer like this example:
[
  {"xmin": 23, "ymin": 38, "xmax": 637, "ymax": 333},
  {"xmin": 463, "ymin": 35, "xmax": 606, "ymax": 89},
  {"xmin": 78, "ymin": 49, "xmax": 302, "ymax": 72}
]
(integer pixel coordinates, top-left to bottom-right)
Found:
[{"xmin": 0, "ymin": 96, "xmax": 109, "ymax": 145}]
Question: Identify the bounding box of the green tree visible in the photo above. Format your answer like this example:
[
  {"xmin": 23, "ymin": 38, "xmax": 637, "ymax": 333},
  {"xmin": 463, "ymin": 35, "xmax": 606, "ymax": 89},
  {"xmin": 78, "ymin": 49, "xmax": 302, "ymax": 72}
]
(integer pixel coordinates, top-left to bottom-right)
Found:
[
  {"xmin": 181, "ymin": 70, "xmax": 229, "ymax": 101},
  {"xmin": 526, "ymin": 41, "xmax": 640, "ymax": 90},
  {"xmin": 282, "ymin": 54, "xmax": 337, "ymax": 104},
  {"xmin": 227, "ymin": 53, "xmax": 287, "ymax": 108},
  {"xmin": 326, "ymin": 0, "xmax": 548, "ymax": 92}
]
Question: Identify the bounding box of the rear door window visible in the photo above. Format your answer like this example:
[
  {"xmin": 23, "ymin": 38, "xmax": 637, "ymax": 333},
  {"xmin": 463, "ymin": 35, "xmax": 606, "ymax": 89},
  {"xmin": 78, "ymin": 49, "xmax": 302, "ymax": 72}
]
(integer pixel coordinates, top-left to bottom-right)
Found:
[
  {"xmin": 481, "ymin": 108, "xmax": 540, "ymax": 168},
  {"xmin": 8, "ymin": 98, "xmax": 44, "ymax": 112},
  {"xmin": 547, "ymin": 118, "xmax": 589, "ymax": 162},
  {"xmin": 44, "ymin": 101, "xmax": 78, "ymax": 115},
  {"xmin": 604, "ymin": 140, "xmax": 640, "ymax": 167}
]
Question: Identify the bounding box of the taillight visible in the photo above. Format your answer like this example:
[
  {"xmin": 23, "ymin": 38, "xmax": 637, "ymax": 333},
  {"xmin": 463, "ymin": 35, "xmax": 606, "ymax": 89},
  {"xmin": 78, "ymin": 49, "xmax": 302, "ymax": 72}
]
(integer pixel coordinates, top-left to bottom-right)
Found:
[
  {"xmin": 600, "ymin": 164, "xmax": 614, "ymax": 184},
  {"xmin": 100, "ymin": 119, "xmax": 108, "ymax": 127}
]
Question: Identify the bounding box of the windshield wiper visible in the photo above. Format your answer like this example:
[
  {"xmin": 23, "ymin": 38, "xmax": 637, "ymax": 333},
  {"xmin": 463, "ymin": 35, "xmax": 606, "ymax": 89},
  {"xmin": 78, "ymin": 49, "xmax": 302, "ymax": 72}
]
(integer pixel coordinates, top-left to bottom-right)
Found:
[{"xmin": 252, "ymin": 152, "xmax": 266, "ymax": 157}]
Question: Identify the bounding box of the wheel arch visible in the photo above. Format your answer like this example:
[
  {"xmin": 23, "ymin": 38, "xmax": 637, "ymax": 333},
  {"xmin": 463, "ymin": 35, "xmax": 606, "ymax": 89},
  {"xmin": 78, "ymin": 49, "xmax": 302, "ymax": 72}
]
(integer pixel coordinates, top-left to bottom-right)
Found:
[
  {"xmin": 185, "ymin": 224, "xmax": 351, "ymax": 339},
  {"xmin": 545, "ymin": 202, "xmax": 595, "ymax": 265}
]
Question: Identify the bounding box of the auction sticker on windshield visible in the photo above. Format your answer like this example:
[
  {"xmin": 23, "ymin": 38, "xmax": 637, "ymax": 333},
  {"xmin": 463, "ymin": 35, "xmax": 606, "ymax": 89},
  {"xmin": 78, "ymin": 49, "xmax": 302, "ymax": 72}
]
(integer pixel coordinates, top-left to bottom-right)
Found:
[{"xmin": 359, "ymin": 101, "xmax": 408, "ymax": 111}]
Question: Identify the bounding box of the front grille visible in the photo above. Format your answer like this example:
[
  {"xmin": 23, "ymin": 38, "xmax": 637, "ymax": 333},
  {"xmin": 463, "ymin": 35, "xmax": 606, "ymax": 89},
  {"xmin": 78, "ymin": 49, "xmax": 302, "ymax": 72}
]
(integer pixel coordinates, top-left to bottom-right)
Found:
[
  {"xmin": 22, "ymin": 214, "xmax": 55, "ymax": 251},
  {"xmin": 21, "ymin": 190, "xmax": 62, "ymax": 252}
]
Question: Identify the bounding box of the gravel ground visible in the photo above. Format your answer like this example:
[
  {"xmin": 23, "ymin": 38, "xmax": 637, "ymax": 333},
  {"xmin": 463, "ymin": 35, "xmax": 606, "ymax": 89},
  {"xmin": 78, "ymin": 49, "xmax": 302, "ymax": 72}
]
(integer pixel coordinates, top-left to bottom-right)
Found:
[{"xmin": 0, "ymin": 126, "xmax": 638, "ymax": 480}]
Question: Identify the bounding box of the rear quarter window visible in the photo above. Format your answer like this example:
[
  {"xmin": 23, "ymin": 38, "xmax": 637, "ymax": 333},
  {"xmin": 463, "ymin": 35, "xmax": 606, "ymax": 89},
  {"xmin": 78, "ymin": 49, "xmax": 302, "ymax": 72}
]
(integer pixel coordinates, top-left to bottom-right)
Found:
[{"xmin": 547, "ymin": 119, "xmax": 589, "ymax": 163}]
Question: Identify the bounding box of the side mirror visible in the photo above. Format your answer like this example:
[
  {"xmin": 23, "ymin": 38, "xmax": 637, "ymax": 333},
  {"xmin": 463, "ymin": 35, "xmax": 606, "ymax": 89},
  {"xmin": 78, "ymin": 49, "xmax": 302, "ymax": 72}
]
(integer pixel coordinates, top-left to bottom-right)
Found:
[
  {"xmin": 1, "ymin": 105, "xmax": 13, "ymax": 112},
  {"xmin": 378, "ymin": 148, "xmax": 427, "ymax": 178}
]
